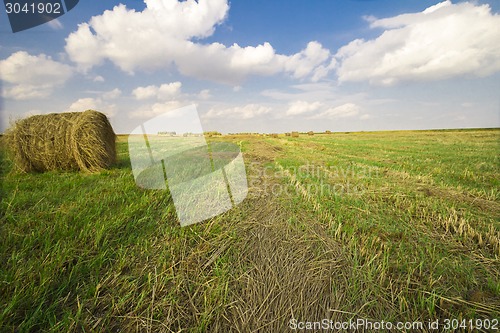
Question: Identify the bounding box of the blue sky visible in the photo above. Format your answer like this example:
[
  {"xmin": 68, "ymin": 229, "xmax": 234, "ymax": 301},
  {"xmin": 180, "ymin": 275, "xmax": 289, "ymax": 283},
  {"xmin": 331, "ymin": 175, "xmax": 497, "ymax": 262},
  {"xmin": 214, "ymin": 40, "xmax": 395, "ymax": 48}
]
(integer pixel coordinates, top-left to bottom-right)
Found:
[{"xmin": 1, "ymin": 0, "xmax": 499, "ymax": 134}]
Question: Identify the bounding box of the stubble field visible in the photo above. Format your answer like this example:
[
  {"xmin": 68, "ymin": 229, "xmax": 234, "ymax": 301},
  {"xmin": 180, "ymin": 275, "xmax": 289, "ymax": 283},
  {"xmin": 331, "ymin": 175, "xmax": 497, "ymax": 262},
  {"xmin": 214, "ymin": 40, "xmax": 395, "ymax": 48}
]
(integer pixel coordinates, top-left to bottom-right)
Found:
[{"xmin": 1, "ymin": 129, "xmax": 499, "ymax": 332}]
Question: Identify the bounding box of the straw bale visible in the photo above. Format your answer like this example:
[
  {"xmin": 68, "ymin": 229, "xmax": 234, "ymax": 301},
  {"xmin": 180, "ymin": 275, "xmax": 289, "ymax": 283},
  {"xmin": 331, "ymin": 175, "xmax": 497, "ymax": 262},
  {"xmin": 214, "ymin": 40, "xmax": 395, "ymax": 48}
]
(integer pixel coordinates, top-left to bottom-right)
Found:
[{"xmin": 5, "ymin": 110, "xmax": 116, "ymax": 173}]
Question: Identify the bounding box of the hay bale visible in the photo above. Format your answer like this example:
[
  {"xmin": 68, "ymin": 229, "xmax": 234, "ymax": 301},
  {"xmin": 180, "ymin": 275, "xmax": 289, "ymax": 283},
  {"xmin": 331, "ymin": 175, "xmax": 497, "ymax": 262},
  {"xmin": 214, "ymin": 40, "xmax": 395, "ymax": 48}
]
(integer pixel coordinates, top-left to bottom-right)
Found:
[
  {"xmin": 291, "ymin": 131, "xmax": 299, "ymax": 138},
  {"xmin": 325, "ymin": 130, "xmax": 332, "ymax": 134},
  {"xmin": 307, "ymin": 131, "xmax": 314, "ymax": 136},
  {"xmin": 270, "ymin": 133, "xmax": 279, "ymax": 138},
  {"xmin": 5, "ymin": 110, "xmax": 116, "ymax": 173},
  {"xmin": 285, "ymin": 132, "xmax": 291, "ymax": 137}
]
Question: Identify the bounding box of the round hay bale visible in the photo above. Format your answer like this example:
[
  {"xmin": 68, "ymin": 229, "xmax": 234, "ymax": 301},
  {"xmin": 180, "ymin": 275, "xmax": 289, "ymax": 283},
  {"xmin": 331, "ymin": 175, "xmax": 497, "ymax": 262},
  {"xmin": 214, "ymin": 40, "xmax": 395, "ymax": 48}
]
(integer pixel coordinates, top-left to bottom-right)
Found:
[{"xmin": 5, "ymin": 110, "xmax": 116, "ymax": 173}]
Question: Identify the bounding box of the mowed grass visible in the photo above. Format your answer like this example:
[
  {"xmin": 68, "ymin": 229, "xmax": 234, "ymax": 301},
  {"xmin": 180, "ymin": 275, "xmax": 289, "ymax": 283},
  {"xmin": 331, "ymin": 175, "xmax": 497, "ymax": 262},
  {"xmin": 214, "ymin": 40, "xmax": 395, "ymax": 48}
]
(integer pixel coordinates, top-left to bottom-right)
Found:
[
  {"xmin": 0, "ymin": 129, "xmax": 499, "ymax": 332},
  {"xmin": 264, "ymin": 129, "xmax": 499, "ymax": 321}
]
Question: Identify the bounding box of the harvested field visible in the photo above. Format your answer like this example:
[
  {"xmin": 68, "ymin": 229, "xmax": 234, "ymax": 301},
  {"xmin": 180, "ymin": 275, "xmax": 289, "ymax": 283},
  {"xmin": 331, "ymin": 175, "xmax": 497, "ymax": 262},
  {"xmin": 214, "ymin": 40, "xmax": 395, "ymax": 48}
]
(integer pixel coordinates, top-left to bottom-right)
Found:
[{"xmin": 0, "ymin": 129, "xmax": 499, "ymax": 331}]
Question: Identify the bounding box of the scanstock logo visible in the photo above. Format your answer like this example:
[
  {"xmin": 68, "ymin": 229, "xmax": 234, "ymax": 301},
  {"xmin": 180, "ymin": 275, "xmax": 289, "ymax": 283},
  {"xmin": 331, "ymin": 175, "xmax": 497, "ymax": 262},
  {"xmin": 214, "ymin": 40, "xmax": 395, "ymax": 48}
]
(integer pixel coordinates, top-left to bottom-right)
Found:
[
  {"xmin": 128, "ymin": 105, "xmax": 248, "ymax": 227},
  {"xmin": 4, "ymin": 0, "xmax": 79, "ymax": 33}
]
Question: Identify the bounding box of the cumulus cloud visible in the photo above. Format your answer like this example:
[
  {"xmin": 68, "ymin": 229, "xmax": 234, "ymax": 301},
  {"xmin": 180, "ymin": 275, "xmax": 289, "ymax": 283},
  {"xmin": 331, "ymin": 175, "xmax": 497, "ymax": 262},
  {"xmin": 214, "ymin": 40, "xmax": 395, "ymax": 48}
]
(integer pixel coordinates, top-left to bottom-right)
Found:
[
  {"xmin": 132, "ymin": 85, "xmax": 157, "ymax": 100},
  {"xmin": 335, "ymin": 1, "xmax": 500, "ymax": 85},
  {"xmin": 103, "ymin": 88, "xmax": 122, "ymax": 99},
  {"xmin": 68, "ymin": 97, "xmax": 117, "ymax": 117},
  {"xmin": 3, "ymin": 85, "xmax": 51, "ymax": 100},
  {"xmin": 0, "ymin": 51, "xmax": 72, "ymax": 100},
  {"xmin": 286, "ymin": 100, "xmax": 323, "ymax": 116},
  {"xmin": 65, "ymin": 0, "xmax": 333, "ymax": 83},
  {"xmin": 132, "ymin": 82, "xmax": 182, "ymax": 100},
  {"xmin": 130, "ymin": 100, "xmax": 185, "ymax": 119},
  {"xmin": 283, "ymin": 42, "xmax": 333, "ymax": 81},
  {"xmin": 204, "ymin": 104, "xmax": 272, "ymax": 119},
  {"xmin": 310, "ymin": 103, "xmax": 360, "ymax": 119},
  {"xmin": 130, "ymin": 82, "xmax": 186, "ymax": 119}
]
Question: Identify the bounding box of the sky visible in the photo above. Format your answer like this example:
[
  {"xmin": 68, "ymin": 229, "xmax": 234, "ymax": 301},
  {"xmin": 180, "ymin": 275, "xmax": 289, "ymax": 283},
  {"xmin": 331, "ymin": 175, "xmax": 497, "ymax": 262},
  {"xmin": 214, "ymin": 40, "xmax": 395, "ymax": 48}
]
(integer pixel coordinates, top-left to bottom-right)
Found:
[{"xmin": 1, "ymin": 0, "xmax": 499, "ymax": 134}]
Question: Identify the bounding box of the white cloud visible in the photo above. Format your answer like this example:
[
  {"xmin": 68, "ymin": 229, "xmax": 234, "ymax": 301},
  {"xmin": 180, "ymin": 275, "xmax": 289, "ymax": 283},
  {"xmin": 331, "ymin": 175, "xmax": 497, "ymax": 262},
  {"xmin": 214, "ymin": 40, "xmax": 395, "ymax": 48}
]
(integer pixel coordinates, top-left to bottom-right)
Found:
[
  {"xmin": 283, "ymin": 42, "xmax": 332, "ymax": 81},
  {"xmin": 130, "ymin": 100, "xmax": 185, "ymax": 119},
  {"xmin": 362, "ymin": 15, "xmax": 377, "ymax": 23},
  {"xmin": 132, "ymin": 85, "xmax": 157, "ymax": 100},
  {"xmin": 157, "ymin": 82, "xmax": 182, "ymax": 100},
  {"xmin": 310, "ymin": 103, "xmax": 360, "ymax": 119},
  {"xmin": 335, "ymin": 1, "xmax": 500, "ymax": 85},
  {"xmin": 286, "ymin": 100, "xmax": 323, "ymax": 116},
  {"xmin": 262, "ymin": 82, "xmax": 347, "ymax": 103},
  {"xmin": 93, "ymin": 75, "xmax": 105, "ymax": 82},
  {"xmin": 311, "ymin": 58, "xmax": 337, "ymax": 82},
  {"xmin": 103, "ymin": 88, "xmax": 122, "ymax": 99},
  {"xmin": 3, "ymin": 85, "xmax": 52, "ymax": 100},
  {"xmin": 0, "ymin": 51, "xmax": 72, "ymax": 85},
  {"xmin": 197, "ymin": 89, "xmax": 212, "ymax": 100},
  {"xmin": 68, "ymin": 97, "xmax": 117, "ymax": 117},
  {"xmin": 65, "ymin": 0, "xmax": 333, "ymax": 83},
  {"xmin": 65, "ymin": 0, "xmax": 229, "ymax": 72},
  {"xmin": 204, "ymin": 104, "xmax": 272, "ymax": 119},
  {"xmin": 132, "ymin": 82, "xmax": 182, "ymax": 100},
  {"xmin": 68, "ymin": 98, "xmax": 99, "ymax": 111},
  {"xmin": 0, "ymin": 51, "xmax": 72, "ymax": 100}
]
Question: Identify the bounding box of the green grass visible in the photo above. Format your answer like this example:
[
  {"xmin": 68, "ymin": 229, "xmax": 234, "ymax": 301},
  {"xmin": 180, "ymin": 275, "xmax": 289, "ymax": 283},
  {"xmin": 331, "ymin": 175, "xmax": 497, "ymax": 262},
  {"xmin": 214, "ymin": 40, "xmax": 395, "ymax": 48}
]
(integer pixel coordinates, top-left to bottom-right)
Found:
[
  {"xmin": 268, "ymin": 129, "xmax": 499, "ymax": 320},
  {"xmin": 1, "ymin": 129, "xmax": 499, "ymax": 332}
]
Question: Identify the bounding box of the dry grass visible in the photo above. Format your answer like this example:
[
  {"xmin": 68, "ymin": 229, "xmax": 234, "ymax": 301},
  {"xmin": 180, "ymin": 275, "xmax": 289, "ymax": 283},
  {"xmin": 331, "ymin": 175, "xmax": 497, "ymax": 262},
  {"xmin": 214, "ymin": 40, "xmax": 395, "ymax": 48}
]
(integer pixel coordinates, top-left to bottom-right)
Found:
[
  {"xmin": 5, "ymin": 110, "xmax": 116, "ymax": 173},
  {"xmin": 220, "ymin": 195, "xmax": 347, "ymax": 332}
]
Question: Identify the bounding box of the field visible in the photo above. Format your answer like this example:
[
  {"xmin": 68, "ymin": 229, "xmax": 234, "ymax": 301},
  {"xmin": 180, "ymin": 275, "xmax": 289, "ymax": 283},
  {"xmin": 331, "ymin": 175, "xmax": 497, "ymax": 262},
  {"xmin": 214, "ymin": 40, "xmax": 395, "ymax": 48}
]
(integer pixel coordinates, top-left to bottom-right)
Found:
[{"xmin": 1, "ymin": 129, "xmax": 499, "ymax": 332}]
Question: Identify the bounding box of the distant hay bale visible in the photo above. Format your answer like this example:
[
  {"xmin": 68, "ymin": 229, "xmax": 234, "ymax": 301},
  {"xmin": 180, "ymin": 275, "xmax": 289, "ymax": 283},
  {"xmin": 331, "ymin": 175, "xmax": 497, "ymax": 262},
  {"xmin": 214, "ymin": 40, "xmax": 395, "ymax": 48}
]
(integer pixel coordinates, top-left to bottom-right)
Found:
[
  {"xmin": 5, "ymin": 110, "xmax": 116, "ymax": 173},
  {"xmin": 285, "ymin": 132, "xmax": 291, "ymax": 137},
  {"xmin": 325, "ymin": 130, "xmax": 332, "ymax": 134},
  {"xmin": 291, "ymin": 131, "xmax": 299, "ymax": 138},
  {"xmin": 270, "ymin": 133, "xmax": 279, "ymax": 138},
  {"xmin": 307, "ymin": 131, "xmax": 314, "ymax": 136}
]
